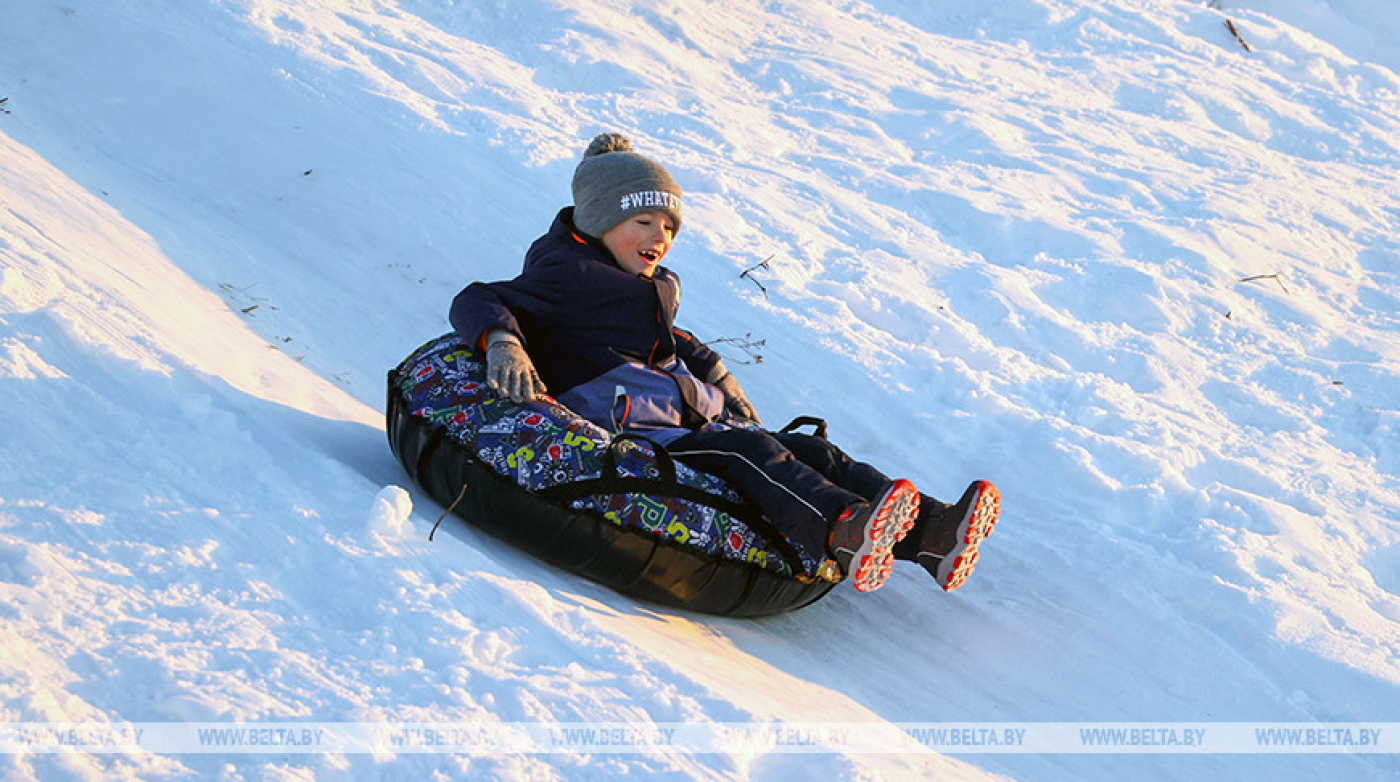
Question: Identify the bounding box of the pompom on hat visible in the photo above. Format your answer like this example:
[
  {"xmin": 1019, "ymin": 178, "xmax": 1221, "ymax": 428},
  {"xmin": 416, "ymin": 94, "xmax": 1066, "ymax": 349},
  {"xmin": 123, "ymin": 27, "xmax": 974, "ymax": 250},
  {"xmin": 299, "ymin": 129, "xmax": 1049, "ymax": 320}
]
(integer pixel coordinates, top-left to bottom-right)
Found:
[{"xmin": 571, "ymin": 132, "xmax": 683, "ymax": 239}]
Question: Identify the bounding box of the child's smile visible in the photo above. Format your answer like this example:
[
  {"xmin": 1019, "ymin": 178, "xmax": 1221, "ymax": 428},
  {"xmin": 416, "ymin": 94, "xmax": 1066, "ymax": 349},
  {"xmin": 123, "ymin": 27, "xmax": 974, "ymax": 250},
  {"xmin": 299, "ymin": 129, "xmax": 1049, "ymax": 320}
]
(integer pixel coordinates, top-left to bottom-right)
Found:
[{"xmin": 602, "ymin": 211, "xmax": 676, "ymax": 277}]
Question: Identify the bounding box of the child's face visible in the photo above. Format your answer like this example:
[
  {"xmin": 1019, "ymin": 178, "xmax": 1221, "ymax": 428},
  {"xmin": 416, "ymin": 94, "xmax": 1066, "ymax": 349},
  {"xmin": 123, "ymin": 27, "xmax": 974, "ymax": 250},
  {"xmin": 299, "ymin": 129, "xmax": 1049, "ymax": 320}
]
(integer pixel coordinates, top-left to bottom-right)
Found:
[{"xmin": 602, "ymin": 211, "xmax": 676, "ymax": 278}]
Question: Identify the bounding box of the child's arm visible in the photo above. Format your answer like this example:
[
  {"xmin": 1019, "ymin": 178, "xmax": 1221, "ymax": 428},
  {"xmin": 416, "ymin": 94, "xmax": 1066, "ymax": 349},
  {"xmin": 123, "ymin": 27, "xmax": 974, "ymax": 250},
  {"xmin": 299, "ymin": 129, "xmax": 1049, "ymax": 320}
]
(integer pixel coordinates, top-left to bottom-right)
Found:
[
  {"xmin": 483, "ymin": 330, "xmax": 545, "ymax": 403},
  {"xmin": 450, "ymin": 271, "xmax": 568, "ymax": 403},
  {"xmin": 672, "ymin": 328, "xmax": 761, "ymax": 424},
  {"xmin": 706, "ymin": 364, "xmax": 761, "ymax": 424},
  {"xmin": 451, "ymin": 282, "xmax": 524, "ymax": 353},
  {"xmin": 671, "ymin": 327, "xmax": 722, "ymax": 379}
]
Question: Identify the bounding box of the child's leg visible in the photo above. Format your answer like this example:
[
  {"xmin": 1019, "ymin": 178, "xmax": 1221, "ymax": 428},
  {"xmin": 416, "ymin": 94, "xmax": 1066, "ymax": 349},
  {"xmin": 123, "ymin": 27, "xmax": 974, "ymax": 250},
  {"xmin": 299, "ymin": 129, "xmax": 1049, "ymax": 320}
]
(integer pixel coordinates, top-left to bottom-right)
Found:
[
  {"xmin": 893, "ymin": 495, "xmax": 950, "ymax": 562},
  {"xmin": 774, "ymin": 432, "xmax": 994, "ymax": 577},
  {"xmin": 774, "ymin": 431, "xmax": 945, "ymax": 562},
  {"xmin": 896, "ymin": 480, "xmax": 1001, "ymax": 591},
  {"xmin": 666, "ymin": 427, "xmax": 862, "ymax": 562},
  {"xmin": 771, "ymin": 431, "xmax": 891, "ymax": 500}
]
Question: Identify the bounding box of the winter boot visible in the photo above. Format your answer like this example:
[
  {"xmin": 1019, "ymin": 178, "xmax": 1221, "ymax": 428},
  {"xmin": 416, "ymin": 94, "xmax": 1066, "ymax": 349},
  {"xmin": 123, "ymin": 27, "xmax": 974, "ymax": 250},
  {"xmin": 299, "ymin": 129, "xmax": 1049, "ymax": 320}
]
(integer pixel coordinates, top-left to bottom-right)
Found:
[
  {"xmin": 914, "ymin": 480, "xmax": 1000, "ymax": 591},
  {"xmin": 827, "ymin": 479, "xmax": 920, "ymax": 592}
]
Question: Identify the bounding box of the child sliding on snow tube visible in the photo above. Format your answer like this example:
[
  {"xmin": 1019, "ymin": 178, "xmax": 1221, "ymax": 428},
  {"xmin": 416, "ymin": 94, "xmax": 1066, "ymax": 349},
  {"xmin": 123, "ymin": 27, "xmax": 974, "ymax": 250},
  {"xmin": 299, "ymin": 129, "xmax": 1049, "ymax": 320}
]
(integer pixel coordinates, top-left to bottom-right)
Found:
[{"xmin": 450, "ymin": 132, "xmax": 1000, "ymax": 593}]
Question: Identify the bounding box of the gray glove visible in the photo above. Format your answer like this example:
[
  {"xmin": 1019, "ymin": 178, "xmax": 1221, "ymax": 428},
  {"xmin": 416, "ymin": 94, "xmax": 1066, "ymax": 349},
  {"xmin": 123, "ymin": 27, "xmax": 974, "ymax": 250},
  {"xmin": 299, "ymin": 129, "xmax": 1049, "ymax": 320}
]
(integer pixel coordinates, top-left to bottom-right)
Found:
[
  {"xmin": 485, "ymin": 331, "xmax": 544, "ymax": 403},
  {"xmin": 709, "ymin": 365, "xmax": 761, "ymax": 424}
]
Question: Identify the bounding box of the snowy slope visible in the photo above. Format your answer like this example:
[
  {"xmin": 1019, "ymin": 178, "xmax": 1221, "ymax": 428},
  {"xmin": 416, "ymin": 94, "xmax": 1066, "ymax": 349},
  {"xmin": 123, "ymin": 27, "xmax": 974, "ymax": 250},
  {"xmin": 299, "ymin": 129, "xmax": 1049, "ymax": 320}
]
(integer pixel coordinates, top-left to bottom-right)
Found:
[{"xmin": 2, "ymin": 0, "xmax": 1398, "ymax": 779}]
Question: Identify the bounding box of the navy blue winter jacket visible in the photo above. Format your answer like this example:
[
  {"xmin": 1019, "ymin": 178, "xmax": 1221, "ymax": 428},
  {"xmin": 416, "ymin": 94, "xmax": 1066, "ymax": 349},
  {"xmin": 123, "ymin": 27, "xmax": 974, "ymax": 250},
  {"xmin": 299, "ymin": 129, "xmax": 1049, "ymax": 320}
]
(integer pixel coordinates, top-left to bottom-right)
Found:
[{"xmin": 450, "ymin": 208, "xmax": 726, "ymax": 441}]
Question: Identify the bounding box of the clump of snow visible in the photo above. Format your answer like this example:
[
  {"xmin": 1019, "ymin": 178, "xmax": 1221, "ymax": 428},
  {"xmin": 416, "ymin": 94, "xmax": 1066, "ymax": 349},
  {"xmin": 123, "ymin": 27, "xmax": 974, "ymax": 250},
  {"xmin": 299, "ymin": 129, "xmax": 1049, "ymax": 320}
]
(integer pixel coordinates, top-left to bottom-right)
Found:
[{"xmin": 367, "ymin": 485, "xmax": 414, "ymax": 538}]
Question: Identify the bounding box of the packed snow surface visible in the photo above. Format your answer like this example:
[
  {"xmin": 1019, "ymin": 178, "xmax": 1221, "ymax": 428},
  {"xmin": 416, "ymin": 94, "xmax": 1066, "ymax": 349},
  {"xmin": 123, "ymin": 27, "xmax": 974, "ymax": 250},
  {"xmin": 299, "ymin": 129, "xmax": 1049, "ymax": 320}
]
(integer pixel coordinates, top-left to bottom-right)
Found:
[{"xmin": 2, "ymin": 0, "xmax": 1398, "ymax": 779}]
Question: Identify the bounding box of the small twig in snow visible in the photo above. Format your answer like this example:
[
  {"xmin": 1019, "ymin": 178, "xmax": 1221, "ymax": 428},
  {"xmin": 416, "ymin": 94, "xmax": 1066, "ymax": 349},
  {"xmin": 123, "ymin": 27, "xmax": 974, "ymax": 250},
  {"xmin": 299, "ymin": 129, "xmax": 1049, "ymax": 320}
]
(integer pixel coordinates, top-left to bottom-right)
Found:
[
  {"xmin": 1226, "ymin": 19, "xmax": 1253, "ymax": 52},
  {"xmin": 1240, "ymin": 273, "xmax": 1288, "ymax": 294},
  {"xmin": 740, "ymin": 255, "xmax": 773, "ymax": 299},
  {"xmin": 219, "ymin": 281, "xmax": 264, "ymax": 298},
  {"xmin": 430, "ymin": 483, "xmax": 470, "ymax": 541},
  {"xmin": 708, "ymin": 334, "xmax": 766, "ymax": 365}
]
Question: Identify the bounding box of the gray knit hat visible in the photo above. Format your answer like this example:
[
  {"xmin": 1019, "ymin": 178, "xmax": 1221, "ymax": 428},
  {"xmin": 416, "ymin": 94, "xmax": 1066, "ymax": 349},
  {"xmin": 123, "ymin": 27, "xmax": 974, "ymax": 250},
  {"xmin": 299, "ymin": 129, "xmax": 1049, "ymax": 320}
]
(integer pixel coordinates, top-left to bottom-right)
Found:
[{"xmin": 571, "ymin": 133, "xmax": 683, "ymax": 239}]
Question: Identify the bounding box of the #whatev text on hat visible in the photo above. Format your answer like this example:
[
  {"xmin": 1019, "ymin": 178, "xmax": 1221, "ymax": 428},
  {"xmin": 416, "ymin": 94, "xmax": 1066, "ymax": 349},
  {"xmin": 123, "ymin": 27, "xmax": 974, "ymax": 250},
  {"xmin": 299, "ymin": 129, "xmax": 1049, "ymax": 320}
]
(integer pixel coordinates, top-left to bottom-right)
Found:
[{"xmin": 570, "ymin": 132, "xmax": 683, "ymax": 238}]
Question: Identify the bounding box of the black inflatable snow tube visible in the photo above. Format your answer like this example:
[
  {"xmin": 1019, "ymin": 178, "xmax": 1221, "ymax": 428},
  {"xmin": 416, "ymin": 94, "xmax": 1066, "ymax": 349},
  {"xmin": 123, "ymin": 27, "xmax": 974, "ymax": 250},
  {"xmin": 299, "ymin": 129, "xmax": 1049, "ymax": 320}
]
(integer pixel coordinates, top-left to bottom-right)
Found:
[{"xmin": 385, "ymin": 370, "xmax": 836, "ymax": 618}]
